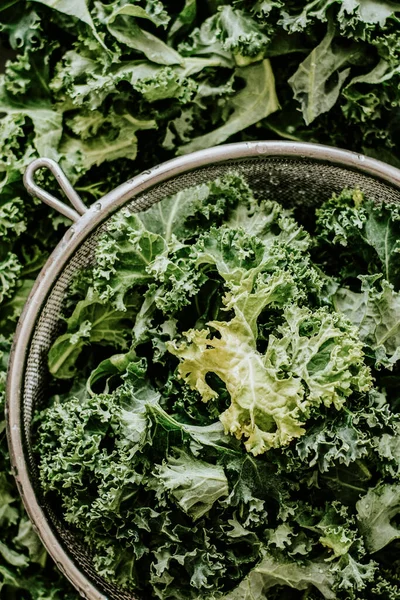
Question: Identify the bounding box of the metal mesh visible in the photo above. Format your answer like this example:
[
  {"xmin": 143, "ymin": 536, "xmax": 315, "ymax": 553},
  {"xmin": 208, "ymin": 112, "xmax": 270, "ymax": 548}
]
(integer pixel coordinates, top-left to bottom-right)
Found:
[{"xmin": 22, "ymin": 156, "xmax": 400, "ymax": 599}]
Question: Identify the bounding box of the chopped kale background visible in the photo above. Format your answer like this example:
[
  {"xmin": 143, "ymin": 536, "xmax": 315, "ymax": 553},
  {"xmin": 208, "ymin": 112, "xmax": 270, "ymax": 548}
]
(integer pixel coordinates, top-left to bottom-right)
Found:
[{"xmin": 2, "ymin": 1, "xmax": 400, "ymax": 598}]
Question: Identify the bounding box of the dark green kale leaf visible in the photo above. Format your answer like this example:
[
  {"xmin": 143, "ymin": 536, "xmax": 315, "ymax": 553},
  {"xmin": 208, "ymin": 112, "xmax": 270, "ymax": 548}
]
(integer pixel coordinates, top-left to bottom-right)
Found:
[
  {"xmin": 48, "ymin": 290, "xmax": 140, "ymax": 379},
  {"xmin": 333, "ymin": 275, "xmax": 400, "ymax": 368},
  {"xmin": 314, "ymin": 188, "xmax": 400, "ymax": 288}
]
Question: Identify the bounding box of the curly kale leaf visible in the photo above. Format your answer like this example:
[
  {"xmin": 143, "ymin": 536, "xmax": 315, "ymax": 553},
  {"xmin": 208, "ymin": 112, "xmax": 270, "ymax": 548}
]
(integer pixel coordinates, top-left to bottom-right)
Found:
[
  {"xmin": 296, "ymin": 413, "xmax": 370, "ymax": 474},
  {"xmin": 31, "ymin": 0, "xmax": 107, "ymax": 50},
  {"xmin": 0, "ymin": 79, "xmax": 62, "ymax": 161},
  {"xmin": 314, "ymin": 188, "xmax": 400, "ymax": 287},
  {"xmin": 357, "ymin": 483, "xmax": 400, "ymax": 553},
  {"xmin": 0, "ymin": 252, "xmax": 21, "ymax": 304},
  {"xmin": 222, "ymin": 551, "xmax": 336, "ymax": 599},
  {"xmin": 60, "ymin": 108, "xmax": 157, "ymax": 178},
  {"xmin": 180, "ymin": 6, "xmax": 271, "ymax": 61},
  {"xmin": 334, "ymin": 275, "xmax": 400, "ymax": 368},
  {"xmin": 48, "ymin": 289, "xmax": 140, "ymax": 379},
  {"xmin": 91, "ymin": 173, "xmax": 254, "ymax": 314},
  {"xmin": 154, "ymin": 450, "xmax": 229, "ymax": 520},
  {"xmin": 178, "ymin": 59, "xmax": 279, "ymax": 154},
  {"xmin": 227, "ymin": 196, "xmax": 310, "ymax": 252},
  {"xmin": 289, "ymin": 21, "xmax": 363, "ymax": 125},
  {"xmin": 139, "ymin": 171, "xmax": 252, "ymax": 242},
  {"xmin": 279, "ymin": 0, "xmax": 399, "ymax": 33},
  {"xmin": 93, "ymin": 212, "xmax": 167, "ymax": 310},
  {"xmin": 36, "ymin": 362, "xmax": 252, "ymax": 595},
  {"xmin": 169, "ymin": 302, "xmax": 371, "ymax": 455}
]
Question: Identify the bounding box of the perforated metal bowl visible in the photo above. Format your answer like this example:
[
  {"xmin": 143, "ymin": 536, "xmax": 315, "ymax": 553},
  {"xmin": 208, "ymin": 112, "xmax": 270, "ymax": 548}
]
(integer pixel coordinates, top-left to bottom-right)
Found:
[{"xmin": 7, "ymin": 141, "xmax": 400, "ymax": 599}]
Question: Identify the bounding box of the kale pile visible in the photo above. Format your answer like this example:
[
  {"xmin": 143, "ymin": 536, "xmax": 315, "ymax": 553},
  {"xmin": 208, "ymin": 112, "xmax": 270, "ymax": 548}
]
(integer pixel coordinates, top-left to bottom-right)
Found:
[
  {"xmin": 36, "ymin": 175, "xmax": 400, "ymax": 599},
  {"xmin": 2, "ymin": 1, "xmax": 400, "ymax": 598}
]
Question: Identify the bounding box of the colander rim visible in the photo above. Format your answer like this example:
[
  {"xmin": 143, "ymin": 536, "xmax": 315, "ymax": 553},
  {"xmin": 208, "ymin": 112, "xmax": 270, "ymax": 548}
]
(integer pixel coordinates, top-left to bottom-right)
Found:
[{"xmin": 6, "ymin": 140, "xmax": 400, "ymax": 599}]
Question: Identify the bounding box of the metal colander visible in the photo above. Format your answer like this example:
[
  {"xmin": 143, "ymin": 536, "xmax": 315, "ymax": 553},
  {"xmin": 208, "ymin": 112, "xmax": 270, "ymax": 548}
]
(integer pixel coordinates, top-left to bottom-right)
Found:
[{"xmin": 6, "ymin": 141, "xmax": 400, "ymax": 600}]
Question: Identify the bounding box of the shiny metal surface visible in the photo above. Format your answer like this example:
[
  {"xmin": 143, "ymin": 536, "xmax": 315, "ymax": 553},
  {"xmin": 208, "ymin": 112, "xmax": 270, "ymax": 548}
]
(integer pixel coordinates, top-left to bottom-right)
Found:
[
  {"xmin": 7, "ymin": 141, "xmax": 400, "ymax": 599},
  {"xmin": 24, "ymin": 158, "xmax": 88, "ymax": 222}
]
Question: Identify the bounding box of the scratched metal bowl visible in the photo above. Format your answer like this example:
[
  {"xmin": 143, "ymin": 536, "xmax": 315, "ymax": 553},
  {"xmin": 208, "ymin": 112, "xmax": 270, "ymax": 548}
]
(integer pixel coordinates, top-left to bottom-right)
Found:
[{"xmin": 6, "ymin": 141, "xmax": 400, "ymax": 599}]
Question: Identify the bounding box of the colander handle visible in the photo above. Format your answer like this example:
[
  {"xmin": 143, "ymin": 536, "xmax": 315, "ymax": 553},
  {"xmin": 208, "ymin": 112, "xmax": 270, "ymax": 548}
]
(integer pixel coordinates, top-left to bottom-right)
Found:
[{"xmin": 23, "ymin": 158, "xmax": 87, "ymax": 222}]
